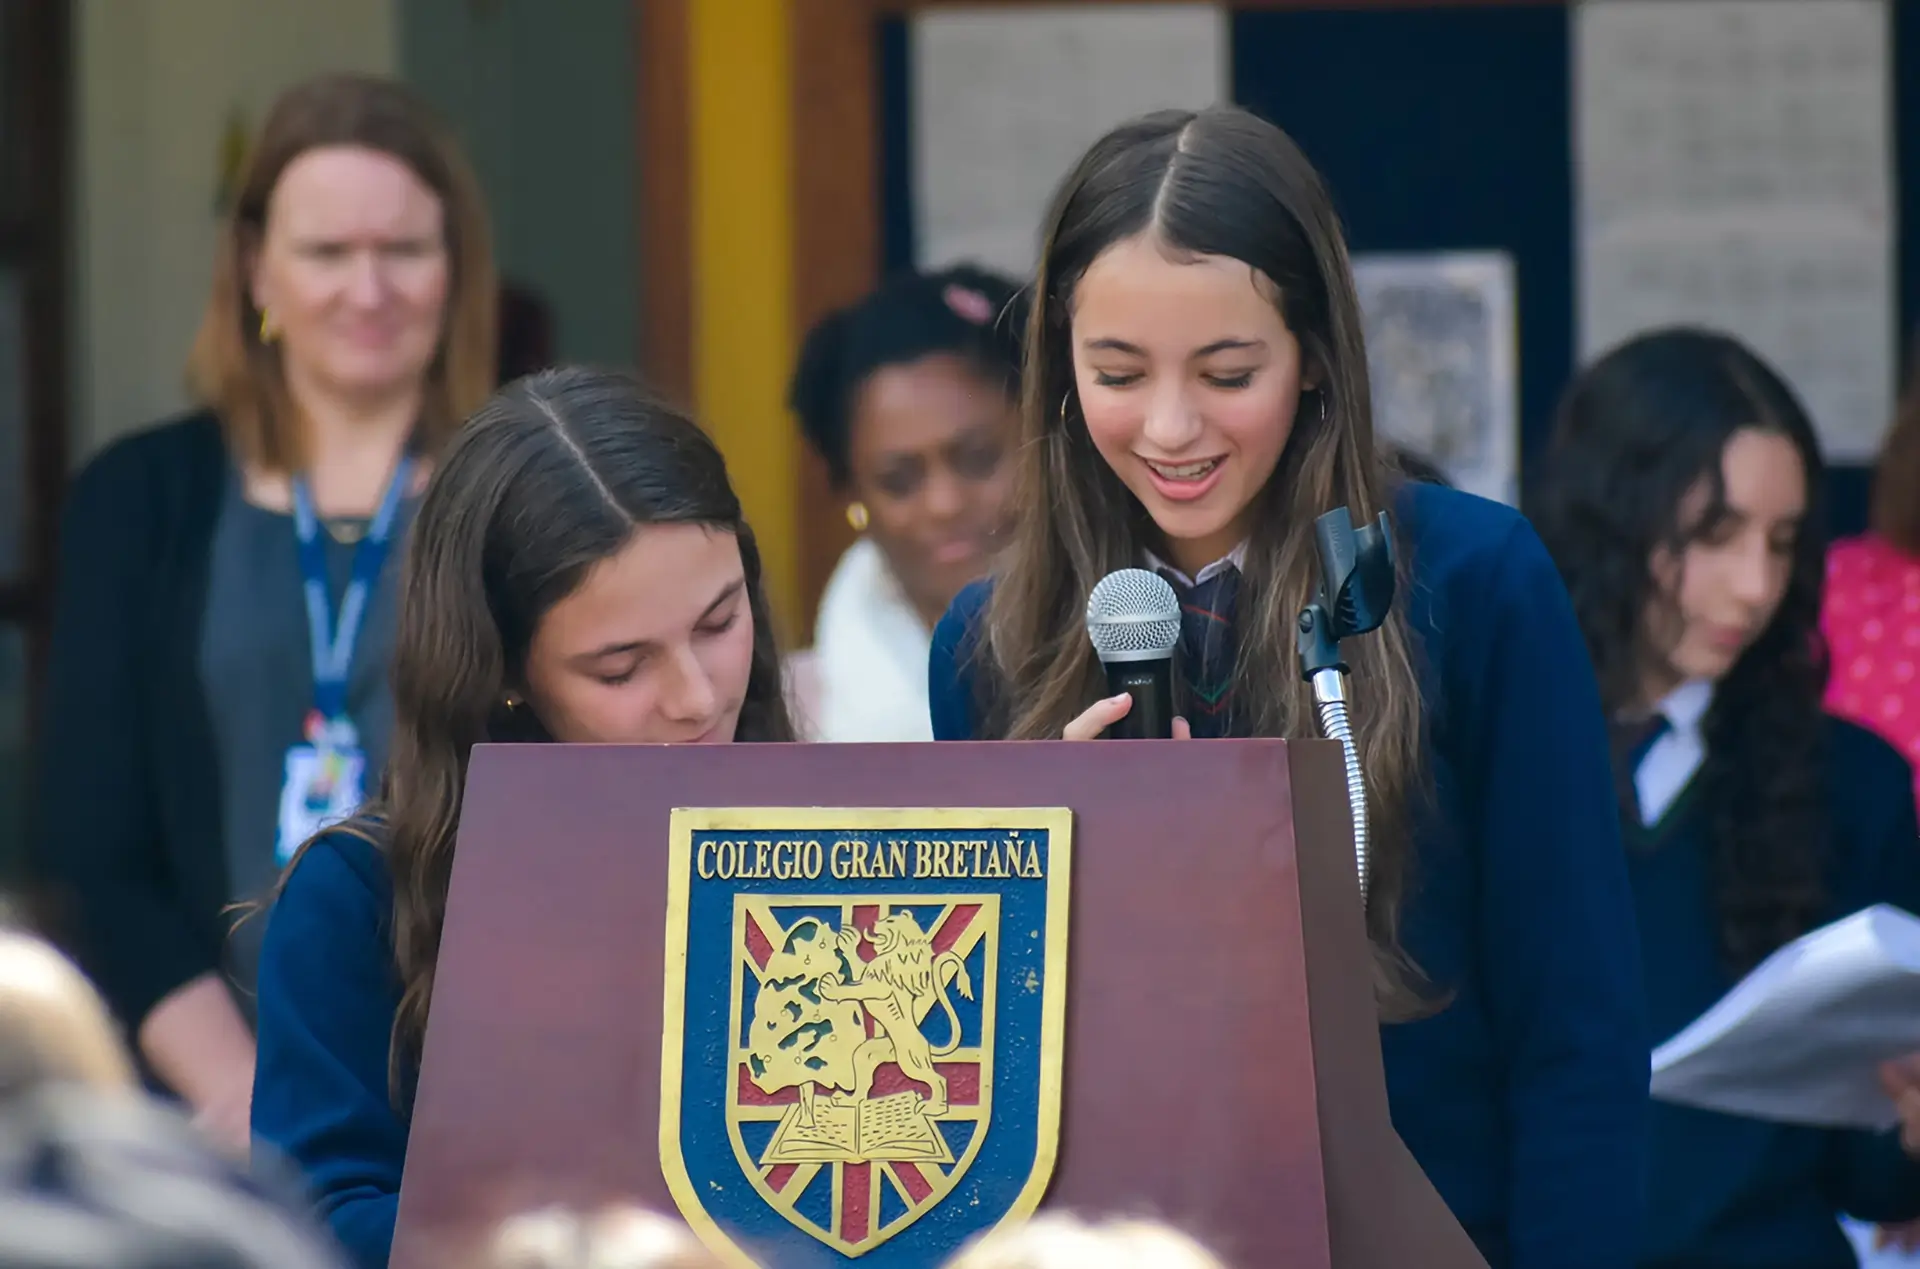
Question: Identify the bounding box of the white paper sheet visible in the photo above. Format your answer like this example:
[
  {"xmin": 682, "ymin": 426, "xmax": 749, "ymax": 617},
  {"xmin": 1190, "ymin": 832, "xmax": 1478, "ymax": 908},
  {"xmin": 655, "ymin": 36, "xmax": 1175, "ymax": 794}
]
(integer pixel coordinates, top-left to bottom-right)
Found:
[
  {"xmin": 1848, "ymin": 1218, "xmax": 1920, "ymax": 1268},
  {"xmin": 1650, "ymin": 905, "xmax": 1920, "ymax": 1129},
  {"xmin": 1574, "ymin": 0, "xmax": 1894, "ymax": 461},
  {"xmin": 1351, "ymin": 252, "xmax": 1518, "ymax": 506},
  {"xmin": 911, "ymin": 4, "xmax": 1229, "ymax": 277}
]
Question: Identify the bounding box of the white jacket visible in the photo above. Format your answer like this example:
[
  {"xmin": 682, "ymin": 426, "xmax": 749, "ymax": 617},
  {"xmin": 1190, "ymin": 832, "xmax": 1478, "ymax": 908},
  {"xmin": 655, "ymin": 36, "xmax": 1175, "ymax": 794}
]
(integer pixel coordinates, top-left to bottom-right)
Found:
[{"xmin": 791, "ymin": 537, "xmax": 935, "ymax": 743}]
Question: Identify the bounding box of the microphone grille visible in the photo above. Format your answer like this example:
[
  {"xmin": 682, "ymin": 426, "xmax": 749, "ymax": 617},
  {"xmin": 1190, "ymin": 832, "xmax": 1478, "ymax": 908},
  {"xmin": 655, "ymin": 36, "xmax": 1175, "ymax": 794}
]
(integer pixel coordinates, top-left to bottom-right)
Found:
[{"xmin": 1085, "ymin": 568, "xmax": 1182, "ymax": 661}]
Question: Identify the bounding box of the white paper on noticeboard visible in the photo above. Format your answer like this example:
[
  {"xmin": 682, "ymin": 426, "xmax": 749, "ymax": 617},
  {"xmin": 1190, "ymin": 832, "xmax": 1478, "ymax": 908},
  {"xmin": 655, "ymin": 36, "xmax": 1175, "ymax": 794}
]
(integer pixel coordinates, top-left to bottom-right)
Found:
[
  {"xmin": 1574, "ymin": 0, "xmax": 1895, "ymax": 461},
  {"xmin": 1352, "ymin": 251, "xmax": 1519, "ymax": 506},
  {"xmin": 911, "ymin": 4, "xmax": 1229, "ymax": 278}
]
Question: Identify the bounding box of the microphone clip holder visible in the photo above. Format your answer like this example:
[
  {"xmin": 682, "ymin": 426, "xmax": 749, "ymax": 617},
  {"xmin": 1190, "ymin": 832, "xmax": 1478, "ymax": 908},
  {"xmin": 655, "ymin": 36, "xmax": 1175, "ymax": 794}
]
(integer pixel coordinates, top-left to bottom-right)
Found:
[{"xmin": 1296, "ymin": 507, "xmax": 1397, "ymax": 909}]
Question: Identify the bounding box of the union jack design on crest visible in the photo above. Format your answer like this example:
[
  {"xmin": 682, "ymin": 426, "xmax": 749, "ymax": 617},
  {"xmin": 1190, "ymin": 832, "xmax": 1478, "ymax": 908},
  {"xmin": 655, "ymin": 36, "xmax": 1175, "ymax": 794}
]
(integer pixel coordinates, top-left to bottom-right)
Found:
[{"xmin": 660, "ymin": 809, "xmax": 1071, "ymax": 1267}]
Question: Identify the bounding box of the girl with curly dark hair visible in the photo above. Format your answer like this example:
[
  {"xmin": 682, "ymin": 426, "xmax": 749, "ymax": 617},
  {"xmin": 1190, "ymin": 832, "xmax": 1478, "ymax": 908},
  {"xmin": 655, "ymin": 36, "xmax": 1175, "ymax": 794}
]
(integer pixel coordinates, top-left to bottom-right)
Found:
[{"xmin": 1531, "ymin": 326, "xmax": 1920, "ymax": 1268}]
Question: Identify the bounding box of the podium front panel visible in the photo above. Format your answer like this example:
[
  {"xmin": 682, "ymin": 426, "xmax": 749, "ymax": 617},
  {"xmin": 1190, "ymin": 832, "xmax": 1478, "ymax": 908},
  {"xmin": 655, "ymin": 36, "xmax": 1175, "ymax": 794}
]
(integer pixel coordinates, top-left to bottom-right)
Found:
[{"xmin": 392, "ymin": 739, "xmax": 1481, "ymax": 1269}]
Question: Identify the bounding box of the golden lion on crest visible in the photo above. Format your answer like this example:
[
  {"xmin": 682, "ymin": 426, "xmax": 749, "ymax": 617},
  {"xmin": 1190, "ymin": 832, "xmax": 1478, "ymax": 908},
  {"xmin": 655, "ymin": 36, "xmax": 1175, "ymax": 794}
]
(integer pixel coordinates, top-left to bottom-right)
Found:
[
  {"xmin": 819, "ymin": 911, "xmax": 975, "ymax": 1115},
  {"xmin": 746, "ymin": 909, "xmax": 973, "ymax": 1132}
]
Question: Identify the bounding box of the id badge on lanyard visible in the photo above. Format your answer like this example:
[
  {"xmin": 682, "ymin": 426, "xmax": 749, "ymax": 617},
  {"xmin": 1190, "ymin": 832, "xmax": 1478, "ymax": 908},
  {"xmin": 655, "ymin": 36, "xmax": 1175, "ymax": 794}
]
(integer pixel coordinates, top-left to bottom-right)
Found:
[{"xmin": 274, "ymin": 457, "xmax": 412, "ymax": 865}]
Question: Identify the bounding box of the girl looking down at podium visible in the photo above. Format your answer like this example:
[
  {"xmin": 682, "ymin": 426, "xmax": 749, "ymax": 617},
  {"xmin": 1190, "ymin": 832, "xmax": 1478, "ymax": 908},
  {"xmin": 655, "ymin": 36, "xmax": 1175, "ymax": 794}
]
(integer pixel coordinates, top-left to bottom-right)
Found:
[
  {"xmin": 926, "ymin": 105, "xmax": 1649, "ymax": 1268},
  {"xmin": 250, "ymin": 366, "xmax": 795, "ymax": 1269},
  {"xmin": 1531, "ymin": 328, "xmax": 1920, "ymax": 1269}
]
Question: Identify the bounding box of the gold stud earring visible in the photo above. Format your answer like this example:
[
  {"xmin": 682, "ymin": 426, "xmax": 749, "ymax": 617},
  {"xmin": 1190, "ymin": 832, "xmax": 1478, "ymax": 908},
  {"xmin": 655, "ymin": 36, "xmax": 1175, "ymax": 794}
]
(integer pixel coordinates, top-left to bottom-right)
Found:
[
  {"xmin": 502, "ymin": 693, "xmax": 520, "ymax": 711},
  {"xmin": 846, "ymin": 502, "xmax": 869, "ymax": 532}
]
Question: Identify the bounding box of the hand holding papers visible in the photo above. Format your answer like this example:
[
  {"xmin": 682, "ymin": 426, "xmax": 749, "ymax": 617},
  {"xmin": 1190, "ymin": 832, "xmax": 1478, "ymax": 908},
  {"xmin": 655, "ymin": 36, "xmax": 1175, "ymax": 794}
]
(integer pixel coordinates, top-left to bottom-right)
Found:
[{"xmin": 1650, "ymin": 904, "xmax": 1920, "ymax": 1131}]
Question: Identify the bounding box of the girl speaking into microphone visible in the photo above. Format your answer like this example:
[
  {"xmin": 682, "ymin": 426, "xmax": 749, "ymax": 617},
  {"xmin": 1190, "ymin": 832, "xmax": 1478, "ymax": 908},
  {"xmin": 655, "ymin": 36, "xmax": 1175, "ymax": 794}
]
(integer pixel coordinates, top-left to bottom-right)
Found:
[{"xmin": 926, "ymin": 105, "xmax": 1648, "ymax": 1268}]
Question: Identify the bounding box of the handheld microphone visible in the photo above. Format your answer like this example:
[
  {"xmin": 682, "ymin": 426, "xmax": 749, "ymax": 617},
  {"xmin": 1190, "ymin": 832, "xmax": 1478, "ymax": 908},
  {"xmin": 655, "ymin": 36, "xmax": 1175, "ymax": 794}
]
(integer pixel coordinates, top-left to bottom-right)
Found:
[{"xmin": 1085, "ymin": 568, "xmax": 1182, "ymax": 739}]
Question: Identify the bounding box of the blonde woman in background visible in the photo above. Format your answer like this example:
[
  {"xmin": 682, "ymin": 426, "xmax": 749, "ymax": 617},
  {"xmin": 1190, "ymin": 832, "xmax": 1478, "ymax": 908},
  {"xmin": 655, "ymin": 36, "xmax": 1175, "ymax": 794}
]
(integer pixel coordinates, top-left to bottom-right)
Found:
[
  {"xmin": 33, "ymin": 72, "xmax": 495, "ymax": 1154},
  {"xmin": 941, "ymin": 1213, "xmax": 1233, "ymax": 1269}
]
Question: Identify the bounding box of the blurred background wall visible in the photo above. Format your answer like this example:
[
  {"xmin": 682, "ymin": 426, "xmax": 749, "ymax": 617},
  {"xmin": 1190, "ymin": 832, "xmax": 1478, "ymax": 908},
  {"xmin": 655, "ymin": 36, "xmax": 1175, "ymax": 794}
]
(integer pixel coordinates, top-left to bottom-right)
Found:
[{"xmin": 5, "ymin": 0, "xmax": 1915, "ymax": 888}]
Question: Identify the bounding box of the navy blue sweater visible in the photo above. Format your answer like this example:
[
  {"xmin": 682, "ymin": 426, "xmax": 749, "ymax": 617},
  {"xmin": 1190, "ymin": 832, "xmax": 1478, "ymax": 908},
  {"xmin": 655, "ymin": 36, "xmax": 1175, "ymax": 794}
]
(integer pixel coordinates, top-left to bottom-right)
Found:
[
  {"xmin": 1631, "ymin": 718, "xmax": 1920, "ymax": 1268},
  {"xmin": 251, "ymin": 831, "xmax": 407, "ymax": 1269},
  {"xmin": 928, "ymin": 482, "xmax": 1650, "ymax": 1269}
]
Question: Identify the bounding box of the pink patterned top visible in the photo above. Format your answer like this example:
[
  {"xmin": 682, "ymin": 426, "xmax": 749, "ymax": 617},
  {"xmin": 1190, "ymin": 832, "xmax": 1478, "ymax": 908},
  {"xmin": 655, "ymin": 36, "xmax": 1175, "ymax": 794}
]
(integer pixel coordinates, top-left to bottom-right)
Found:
[{"xmin": 1822, "ymin": 534, "xmax": 1920, "ymax": 807}]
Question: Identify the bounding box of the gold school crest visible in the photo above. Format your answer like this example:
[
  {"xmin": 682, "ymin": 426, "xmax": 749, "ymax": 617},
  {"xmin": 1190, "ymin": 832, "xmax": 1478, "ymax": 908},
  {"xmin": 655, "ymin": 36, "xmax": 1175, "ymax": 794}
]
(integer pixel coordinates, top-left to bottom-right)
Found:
[{"xmin": 660, "ymin": 808, "xmax": 1072, "ymax": 1267}]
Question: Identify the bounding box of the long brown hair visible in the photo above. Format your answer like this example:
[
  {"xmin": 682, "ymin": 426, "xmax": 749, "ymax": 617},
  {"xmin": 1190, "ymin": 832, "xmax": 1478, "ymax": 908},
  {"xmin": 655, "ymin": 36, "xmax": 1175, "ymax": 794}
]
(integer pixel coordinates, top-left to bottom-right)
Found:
[
  {"xmin": 322, "ymin": 368, "xmax": 794, "ymax": 1098},
  {"xmin": 983, "ymin": 106, "xmax": 1429, "ymax": 1016},
  {"xmin": 186, "ymin": 73, "xmax": 497, "ymax": 474}
]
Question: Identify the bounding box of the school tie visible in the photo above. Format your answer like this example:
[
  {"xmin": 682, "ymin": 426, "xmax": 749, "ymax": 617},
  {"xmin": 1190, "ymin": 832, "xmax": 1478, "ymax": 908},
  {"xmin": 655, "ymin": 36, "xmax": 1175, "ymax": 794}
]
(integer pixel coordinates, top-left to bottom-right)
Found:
[
  {"xmin": 1610, "ymin": 713, "xmax": 1671, "ymax": 827},
  {"xmin": 1158, "ymin": 565, "xmax": 1241, "ymax": 738}
]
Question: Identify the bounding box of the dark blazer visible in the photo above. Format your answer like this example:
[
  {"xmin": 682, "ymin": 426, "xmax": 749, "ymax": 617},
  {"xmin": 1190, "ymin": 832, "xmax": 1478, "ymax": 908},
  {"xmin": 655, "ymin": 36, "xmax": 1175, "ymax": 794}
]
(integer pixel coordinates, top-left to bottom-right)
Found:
[
  {"xmin": 251, "ymin": 829, "xmax": 404, "ymax": 1269},
  {"xmin": 32, "ymin": 412, "xmax": 235, "ymax": 1036},
  {"xmin": 929, "ymin": 480, "xmax": 1651, "ymax": 1269},
  {"xmin": 1633, "ymin": 717, "xmax": 1920, "ymax": 1267}
]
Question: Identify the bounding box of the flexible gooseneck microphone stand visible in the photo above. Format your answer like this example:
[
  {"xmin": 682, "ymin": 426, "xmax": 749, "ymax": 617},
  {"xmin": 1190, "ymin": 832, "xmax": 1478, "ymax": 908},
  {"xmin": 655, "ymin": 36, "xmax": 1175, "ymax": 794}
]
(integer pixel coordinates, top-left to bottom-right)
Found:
[{"xmin": 1295, "ymin": 507, "xmax": 1397, "ymax": 908}]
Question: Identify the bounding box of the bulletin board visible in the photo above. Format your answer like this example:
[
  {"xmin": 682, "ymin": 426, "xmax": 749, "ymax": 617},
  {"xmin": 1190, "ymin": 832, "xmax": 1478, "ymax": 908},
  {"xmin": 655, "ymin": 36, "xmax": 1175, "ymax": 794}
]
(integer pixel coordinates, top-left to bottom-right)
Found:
[
  {"xmin": 868, "ymin": 1, "xmax": 1920, "ymax": 547},
  {"xmin": 645, "ymin": 0, "xmax": 1919, "ymax": 630}
]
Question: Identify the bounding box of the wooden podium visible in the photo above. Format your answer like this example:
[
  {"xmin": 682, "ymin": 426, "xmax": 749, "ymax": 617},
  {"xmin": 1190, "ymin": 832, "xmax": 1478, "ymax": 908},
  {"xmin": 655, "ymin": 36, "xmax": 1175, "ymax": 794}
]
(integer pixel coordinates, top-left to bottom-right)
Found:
[{"xmin": 391, "ymin": 739, "xmax": 1488, "ymax": 1269}]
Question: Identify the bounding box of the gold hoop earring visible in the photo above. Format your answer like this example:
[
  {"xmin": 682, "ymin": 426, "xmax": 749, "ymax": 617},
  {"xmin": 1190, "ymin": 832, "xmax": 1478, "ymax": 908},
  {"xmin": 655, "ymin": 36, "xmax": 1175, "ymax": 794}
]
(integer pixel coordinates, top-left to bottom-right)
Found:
[
  {"xmin": 846, "ymin": 501, "xmax": 869, "ymax": 532},
  {"xmin": 258, "ymin": 308, "xmax": 278, "ymax": 343},
  {"xmin": 1059, "ymin": 391, "xmax": 1075, "ymax": 428}
]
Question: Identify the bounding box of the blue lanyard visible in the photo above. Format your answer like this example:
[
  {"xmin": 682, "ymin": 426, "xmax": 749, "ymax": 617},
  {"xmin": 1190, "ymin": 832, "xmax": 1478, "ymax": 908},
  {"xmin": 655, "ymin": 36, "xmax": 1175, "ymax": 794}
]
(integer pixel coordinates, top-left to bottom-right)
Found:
[{"xmin": 292, "ymin": 457, "xmax": 413, "ymax": 726}]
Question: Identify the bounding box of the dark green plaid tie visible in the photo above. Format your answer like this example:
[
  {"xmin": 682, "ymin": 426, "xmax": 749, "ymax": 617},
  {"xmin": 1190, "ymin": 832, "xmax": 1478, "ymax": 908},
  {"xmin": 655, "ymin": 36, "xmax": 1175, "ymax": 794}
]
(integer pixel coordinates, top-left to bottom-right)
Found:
[{"xmin": 1159, "ymin": 565, "xmax": 1241, "ymax": 739}]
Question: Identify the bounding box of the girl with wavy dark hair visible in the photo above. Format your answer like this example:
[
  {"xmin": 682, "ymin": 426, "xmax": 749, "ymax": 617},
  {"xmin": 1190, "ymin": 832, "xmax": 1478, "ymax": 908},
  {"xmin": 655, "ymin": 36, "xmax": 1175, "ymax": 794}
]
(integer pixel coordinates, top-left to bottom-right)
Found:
[
  {"xmin": 248, "ymin": 367, "xmax": 794, "ymax": 1269},
  {"xmin": 1530, "ymin": 327, "xmax": 1920, "ymax": 1268},
  {"xmin": 928, "ymin": 104, "xmax": 1647, "ymax": 1268}
]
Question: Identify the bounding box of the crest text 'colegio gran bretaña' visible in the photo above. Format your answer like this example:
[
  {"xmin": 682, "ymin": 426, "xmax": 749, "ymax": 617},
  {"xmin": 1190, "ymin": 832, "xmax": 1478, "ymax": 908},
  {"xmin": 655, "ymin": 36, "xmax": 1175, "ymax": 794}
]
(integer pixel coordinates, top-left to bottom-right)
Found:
[{"xmin": 660, "ymin": 808, "xmax": 1071, "ymax": 1267}]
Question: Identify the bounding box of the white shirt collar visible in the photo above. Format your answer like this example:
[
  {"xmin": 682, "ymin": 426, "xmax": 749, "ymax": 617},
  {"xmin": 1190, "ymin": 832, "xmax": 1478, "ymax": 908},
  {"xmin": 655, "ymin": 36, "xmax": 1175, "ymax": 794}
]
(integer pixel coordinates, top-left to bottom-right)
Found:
[
  {"xmin": 1626, "ymin": 679, "xmax": 1714, "ymax": 826},
  {"xmin": 1655, "ymin": 678, "xmax": 1714, "ymax": 738},
  {"xmin": 1144, "ymin": 540, "xmax": 1248, "ymax": 589}
]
